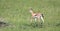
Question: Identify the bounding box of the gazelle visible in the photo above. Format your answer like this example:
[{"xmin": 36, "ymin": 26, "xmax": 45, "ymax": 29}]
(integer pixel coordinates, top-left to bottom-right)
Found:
[{"xmin": 29, "ymin": 8, "xmax": 44, "ymax": 24}]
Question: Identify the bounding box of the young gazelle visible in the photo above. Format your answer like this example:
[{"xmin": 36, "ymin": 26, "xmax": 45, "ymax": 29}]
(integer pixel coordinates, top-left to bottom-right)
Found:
[{"xmin": 29, "ymin": 8, "xmax": 44, "ymax": 24}]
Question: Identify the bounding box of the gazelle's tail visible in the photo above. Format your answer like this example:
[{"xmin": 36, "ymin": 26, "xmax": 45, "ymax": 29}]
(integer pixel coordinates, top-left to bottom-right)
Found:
[{"xmin": 41, "ymin": 14, "xmax": 44, "ymax": 23}]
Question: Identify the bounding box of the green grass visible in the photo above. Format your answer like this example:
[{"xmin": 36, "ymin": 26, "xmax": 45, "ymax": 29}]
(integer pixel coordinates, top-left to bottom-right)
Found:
[{"xmin": 0, "ymin": 0, "xmax": 60, "ymax": 31}]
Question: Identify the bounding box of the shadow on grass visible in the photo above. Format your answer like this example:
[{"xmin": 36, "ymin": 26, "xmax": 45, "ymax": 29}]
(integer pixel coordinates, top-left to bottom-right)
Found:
[
  {"xmin": 56, "ymin": 23, "xmax": 60, "ymax": 26},
  {"xmin": 19, "ymin": 22, "xmax": 44, "ymax": 29}
]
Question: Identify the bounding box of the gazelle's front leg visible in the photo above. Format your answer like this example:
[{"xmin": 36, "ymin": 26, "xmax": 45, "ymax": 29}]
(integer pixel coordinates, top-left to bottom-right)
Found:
[
  {"xmin": 34, "ymin": 17, "xmax": 37, "ymax": 22},
  {"xmin": 38, "ymin": 18, "xmax": 40, "ymax": 23}
]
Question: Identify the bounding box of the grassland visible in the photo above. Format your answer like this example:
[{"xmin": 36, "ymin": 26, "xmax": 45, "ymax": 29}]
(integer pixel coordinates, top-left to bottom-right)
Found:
[{"xmin": 0, "ymin": 0, "xmax": 60, "ymax": 31}]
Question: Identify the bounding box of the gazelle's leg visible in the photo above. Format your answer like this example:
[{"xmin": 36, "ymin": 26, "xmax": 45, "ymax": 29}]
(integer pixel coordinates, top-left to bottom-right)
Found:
[
  {"xmin": 36, "ymin": 18, "xmax": 40, "ymax": 27},
  {"xmin": 34, "ymin": 18, "xmax": 37, "ymax": 22},
  {"xmin": 41, "ymin": 16, "xmax": 44, "ymax": 23},
  {"xmin": 38, "ymin": 18, "xmax": 40, "ymax": 22}
]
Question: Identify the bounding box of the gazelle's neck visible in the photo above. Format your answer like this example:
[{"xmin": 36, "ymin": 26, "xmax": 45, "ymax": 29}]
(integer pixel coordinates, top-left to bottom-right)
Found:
[
  {"xmin": 29, "ymin": 10, "xmax": 34, "ymax": 15},
  {"xmin": 29, "ymin": 8, "xmax": 35, "ymax": 15},
  {"xmin": 31, "ymin": 12, "xmax": 34, "ymax": 15}
]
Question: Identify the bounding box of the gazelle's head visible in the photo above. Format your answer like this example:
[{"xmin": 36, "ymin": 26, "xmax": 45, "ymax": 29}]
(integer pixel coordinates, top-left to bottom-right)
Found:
[{"xmin": 29, "ymin": 8, "xmax": 33, "ymax": 13}]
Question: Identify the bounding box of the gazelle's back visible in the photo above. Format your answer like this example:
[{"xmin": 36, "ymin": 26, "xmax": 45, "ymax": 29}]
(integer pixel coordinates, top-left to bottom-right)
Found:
[{"xmin": 32, "ymin": 13, "xmax": 42, "ymax": 18}]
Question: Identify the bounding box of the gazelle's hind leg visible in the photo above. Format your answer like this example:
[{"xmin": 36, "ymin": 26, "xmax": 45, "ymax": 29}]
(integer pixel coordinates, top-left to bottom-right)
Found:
[
  {"xmin": 37, "ymin": 16, "xmax": 44, "ymax": 28},
  {"xmin": 40, "ymin": 16, "xmax": 44, "ymax": 23}
]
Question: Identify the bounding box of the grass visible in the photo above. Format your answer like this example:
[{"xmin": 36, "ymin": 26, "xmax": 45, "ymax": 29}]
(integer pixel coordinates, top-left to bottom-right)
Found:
[{"xmin": 0, "ymin": 0, "xmax": 60, "ymax": 31}]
